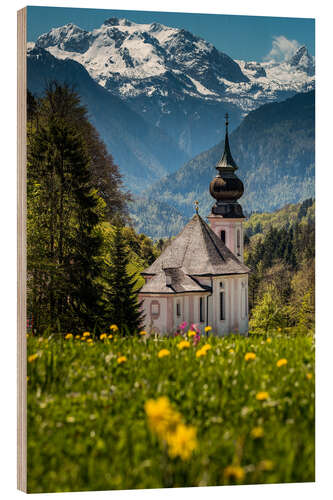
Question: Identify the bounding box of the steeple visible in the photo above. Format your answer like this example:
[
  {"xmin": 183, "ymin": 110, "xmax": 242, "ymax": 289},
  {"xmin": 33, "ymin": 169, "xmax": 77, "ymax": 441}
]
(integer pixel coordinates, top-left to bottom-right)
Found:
[
  {"xmin": 209, "ymin": 114, "xmax": 245, "ymax": 218},
  {"xmin": 215, "ymin": 113, "xmax": 238, "ymax": 171}
]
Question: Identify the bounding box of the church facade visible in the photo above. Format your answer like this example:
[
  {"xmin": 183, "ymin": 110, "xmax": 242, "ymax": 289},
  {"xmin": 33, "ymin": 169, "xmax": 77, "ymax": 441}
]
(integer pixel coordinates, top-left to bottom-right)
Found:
[{"xmin": 138, "ymin": 115, "xmax": 250, "ymax": 336}]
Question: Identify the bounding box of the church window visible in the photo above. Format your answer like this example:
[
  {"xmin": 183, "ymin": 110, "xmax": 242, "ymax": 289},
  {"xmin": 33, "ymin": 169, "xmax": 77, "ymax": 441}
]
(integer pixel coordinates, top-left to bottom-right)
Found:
[
  {"xmin": 221, "ymin": 230, "xmax": 226, "ymax": 243},
  {"xmin": 220, "ymin": 290, "xmax": 225, "ymax": 321},
  {"xmin": 176, "ymin": 301, "xmax": 181, "ymax": 317},
  {"xmin": 237, "ymin": 229, "xmax": 241, "ymax": 256},
  {"xmin": 150, "ymin": 300, "xmax": 160, "ymax": 319},
  {"xmin": 199, "ymin": 297, "xmax": 205, "ymax": 322}
]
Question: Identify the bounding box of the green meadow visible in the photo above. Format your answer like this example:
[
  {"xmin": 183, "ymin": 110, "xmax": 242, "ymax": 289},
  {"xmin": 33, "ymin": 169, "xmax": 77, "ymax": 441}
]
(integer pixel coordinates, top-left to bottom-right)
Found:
[{"xmin": 27, "ymin": 332, "xmax": 315, "ymax": 493}]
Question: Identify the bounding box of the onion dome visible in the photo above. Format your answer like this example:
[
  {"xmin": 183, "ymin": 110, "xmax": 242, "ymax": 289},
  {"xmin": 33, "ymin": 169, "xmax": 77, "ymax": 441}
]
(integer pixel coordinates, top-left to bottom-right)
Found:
[{"xmin": 209, "ymin": 114, "xmax": 245, "ymax": 217}]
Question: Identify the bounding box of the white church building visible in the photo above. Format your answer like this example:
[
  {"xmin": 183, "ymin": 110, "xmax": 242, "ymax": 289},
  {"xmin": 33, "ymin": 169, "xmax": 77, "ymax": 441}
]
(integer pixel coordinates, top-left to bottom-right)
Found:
[{"xmin": 138, "ymin": 115, "xmax": 250, "ymax": 336}]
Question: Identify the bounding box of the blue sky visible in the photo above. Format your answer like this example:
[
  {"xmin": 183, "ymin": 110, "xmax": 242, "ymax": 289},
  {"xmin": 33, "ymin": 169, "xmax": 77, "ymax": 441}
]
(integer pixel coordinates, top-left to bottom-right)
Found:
[{"xmin": 27, "ymin": 6, "xmax": 315, "ymax": 62}]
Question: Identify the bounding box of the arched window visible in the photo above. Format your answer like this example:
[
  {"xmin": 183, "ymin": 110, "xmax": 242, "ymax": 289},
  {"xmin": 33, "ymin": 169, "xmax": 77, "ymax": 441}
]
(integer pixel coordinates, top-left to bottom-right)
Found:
[
  {"xmin": 221, "ymin": 230, "xmax": 226, "ymax": 244},
  {"xmin": 237, "ymin": 229, "xmax": 241, "ymax": 256}
]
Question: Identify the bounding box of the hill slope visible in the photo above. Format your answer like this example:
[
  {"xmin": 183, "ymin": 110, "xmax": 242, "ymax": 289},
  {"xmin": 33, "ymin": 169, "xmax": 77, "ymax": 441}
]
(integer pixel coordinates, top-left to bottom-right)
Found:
[{"xmin": 146, "ymin": 90, "xmax": 315, "ymax": 227}]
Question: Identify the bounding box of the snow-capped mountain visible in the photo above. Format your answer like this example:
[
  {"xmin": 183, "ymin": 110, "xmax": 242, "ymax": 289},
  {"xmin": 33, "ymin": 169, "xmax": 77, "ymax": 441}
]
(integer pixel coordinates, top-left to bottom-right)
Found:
[{"xmin": 29, "ymin": 18, "xmax": 315, "ymax": 186}]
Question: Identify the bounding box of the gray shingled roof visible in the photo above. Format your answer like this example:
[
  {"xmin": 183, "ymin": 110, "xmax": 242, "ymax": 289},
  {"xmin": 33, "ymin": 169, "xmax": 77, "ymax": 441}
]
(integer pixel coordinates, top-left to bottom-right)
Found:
[
  {"xmin": 140, "ymin": 268, "xmax": 211, "ymax": 294},
  {"xmin": 142, "ymin": 214, "xmax": 250, "ymax": 278}
]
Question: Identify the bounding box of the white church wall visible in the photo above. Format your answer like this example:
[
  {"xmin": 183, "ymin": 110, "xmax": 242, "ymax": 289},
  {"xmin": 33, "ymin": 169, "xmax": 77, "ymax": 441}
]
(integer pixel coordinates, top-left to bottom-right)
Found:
[{"xmin": 211, "ymin": 275, "xmax": 248, "ymax": 336}]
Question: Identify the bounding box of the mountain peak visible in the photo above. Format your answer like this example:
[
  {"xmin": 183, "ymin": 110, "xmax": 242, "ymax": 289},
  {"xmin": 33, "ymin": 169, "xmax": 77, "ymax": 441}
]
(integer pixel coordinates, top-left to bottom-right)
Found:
[
  {"xmin": 103, "ymin": 17, "xmax": 133, "ymax": 27},
  {"xmin": 289, "ymin": 45, "xmax": 314, "ymax": 75}
]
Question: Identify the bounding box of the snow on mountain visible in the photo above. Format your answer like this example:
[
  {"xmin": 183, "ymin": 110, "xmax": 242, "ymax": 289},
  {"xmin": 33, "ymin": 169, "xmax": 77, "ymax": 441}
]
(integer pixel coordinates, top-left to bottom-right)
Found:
[{"xmin": 35, "ymin": 17, "xmax": 314, "ymax": 116}]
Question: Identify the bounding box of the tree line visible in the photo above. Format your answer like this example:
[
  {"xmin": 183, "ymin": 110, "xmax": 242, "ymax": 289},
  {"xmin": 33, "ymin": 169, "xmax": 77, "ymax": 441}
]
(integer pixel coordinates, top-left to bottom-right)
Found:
[{"xmin": 27, "ymin": 82, "xmax": 159, "ymax": 335}]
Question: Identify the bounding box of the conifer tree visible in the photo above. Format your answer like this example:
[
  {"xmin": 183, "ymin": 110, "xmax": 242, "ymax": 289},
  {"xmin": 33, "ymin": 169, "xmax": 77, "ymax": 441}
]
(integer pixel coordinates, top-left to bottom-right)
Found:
[{"xmin": 104, "ymin": 225, "xmax": 144, "ymax": 335}]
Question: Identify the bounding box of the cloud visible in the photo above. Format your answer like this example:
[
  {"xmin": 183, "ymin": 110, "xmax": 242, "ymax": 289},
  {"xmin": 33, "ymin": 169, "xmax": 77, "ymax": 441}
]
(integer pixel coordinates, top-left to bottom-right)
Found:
[{"xmin": 264, "ymin": 35, "xmax": 301, "ymax": 62}]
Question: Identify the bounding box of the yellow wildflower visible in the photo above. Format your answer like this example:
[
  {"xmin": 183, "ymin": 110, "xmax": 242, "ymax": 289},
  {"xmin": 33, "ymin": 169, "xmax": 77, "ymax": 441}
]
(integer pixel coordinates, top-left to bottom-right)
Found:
[
  {"xmin": 229, "ymin": 349, "xmax": 234, "ymax": 354},
  {"xmin": 167, "ymin": 423, "xmax": 197, "ymax": 461},
  {"xmin": 139, "ymin": 330, "xmax": 147, "ymax": 336},
  {"xmin": 145, "ymin": 396, "xmax": 181, "ymax": 436},
  {"xmin": 80, "ymin": 336, "xmax": 86, "ymax": 341},
  {"xmin": 117, "ymin": 356, "xmax": 127, "ymax": 364},
  {"xmin": 256, "ymin": 391, "xmax": 269, "ymax": 401},
  {"xmin": 100, "ymin": 333, "xmax": 107, "ymax": 340},
  {"xmin": 28, "ymin": 353, "xmax": 38, "ymax": 363},
  {"xmin": 204, "ymin": 326, "xmax": 212, "ymax": 333},
  {"xmin": 202, "ymin": 343, "xmax": 211, "ymax": 352},
  {"xmin": 306, "ymin": 372, "xmax": 313, "ymax": 380},
  {"xmin": 158, "ymin": 349, "xmax": 170, "ymax": 358},
  {"xmin": 224, "ymin": 465, "xmax": 245, "ymax": 482},
  {"xmin": 276, "ymin": 358, "xmax": 288, "ymax": 368},
  {"xmin": 188, "ymin": 330, "xmax": 196, "ymax": 337},
  {"xmin": 251, "ymin": 426, "xmax": 264, "ymax": 439},
  {"xmin": 245, "ymin": 352, "xmax": 256, "ymax": 361},
  {"xmin": 177, "ymin": 340, "xmax": 190, "ymax": 350},
  {"xmin": 65, "ymin": 333, "xmax": 73, "ymax": 340},
  {"xmin": 266, "ymin": 337, "xmax": 272, "ymax": 343},
  {"xmin": 86, "ymin": 338, "xmax": 93, "ymax": 344},
  {"xmin": 110, "ymin": 324, "xmax": 118, "ymax": 332},
  {"xmin": 83, "ymin": 331, "xmax": 90, "ymax": 337},
  {"xmin": 108, "ymin": 334, "xmax": 113, "ymax": 339},
  {"xmin": 75, "ymin": 335, "xmax": 80, "ymax": 339},
  {"xmin": 196, "ymin": 348, "xmax": 206, "ymax": 358}
]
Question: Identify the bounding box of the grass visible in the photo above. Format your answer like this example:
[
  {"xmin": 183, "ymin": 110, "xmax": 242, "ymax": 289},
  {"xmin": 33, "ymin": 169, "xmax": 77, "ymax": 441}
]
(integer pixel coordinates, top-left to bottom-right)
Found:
[{"xmin": 27, "ymin": 331, "xmax": 315, "ymax": 492}]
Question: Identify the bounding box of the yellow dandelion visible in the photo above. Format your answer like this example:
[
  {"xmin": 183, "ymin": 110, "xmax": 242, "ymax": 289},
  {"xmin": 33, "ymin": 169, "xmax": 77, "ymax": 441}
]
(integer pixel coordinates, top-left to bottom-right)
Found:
[
  {"xmin": 224, "ymin": 465, "xmax": 245, "ymax": 482},
  {"xmin": 245, "ymin": 352, "xmax": 256, "ymax": 361},
  {"xmin": 167, "ymin": 423, "xmax": 197, "ymax": 461},
  {"xmin": 229, "ymin": 348, "xmax": 235, "ymax": 354},
  {"xmin": 177, "ymin": 340, "xmax": 190, "ymax": 350},
  {"xmin": 110, "ymin": 324, "xmax": 118, "ymax": 332},
  {"xmin": 158, "ymin": 349, "xmax": 170, "ymax": 358},
  {"xmin": 188, "ymin": 330, "xmax": 196, "ymax": 337},
  {"xmin": 108, "ymin": 334, "xmax": 113, "ymax": 339},
  {"xmin": 117, "ymin": 356, "xmax": 127, "ymax": 364},
  {"xmin": 139, "ymin": 330, "xmax": 147, "ymax": 336},
  {"xmin": 204, "ymin": 326, "xmax": 212, "ymax": 333},
  {"xmin": 65, "ymin": 333, "xmax": 73, "ymax": 340},
  {"xmin": 251, "ymin": 426, "xmax": 264, "ymax": 439},
  {"xmin": 256, "ymin": 391, "xmax": 269, "ymax": 401},
  {"xmin": 100, "ymin": 333, "xmax": 107, "ymax": 340},
  {"xmin": 86, "ymin": 338, "xmax": 93, "ymax": 344},
  {"xmin": 80, "ymin": 336, "xmax": 86, "ymax": 341},
  {"xmin": 202, "ymin": 343, "xmax": 211, "ymax": 352},
  {"xmin": 276, "ymin": 358, "xmax": 288, "ymax": 368},
  {"xmin": 266, "ymin": 337, "xmax": 272, "ymax": 343},
  {"xmin": 196, "ymin": 348, "xmax": 206, "ymax": 358},
  {"xmin": 145, "ymin": 396, "xmax": 181, "ymax": 436},
  {"xmin": 83, "ymin": 331, "xmax": 90, "ymax": 337},
  {"xmin": 75, "ymin": 335, "xmax": 80, "ymax": 339},
  {"xmin": 306, "ymin": 372, "xmax": 313, "ymax": 380},
  {"xmin": 28, "ymin": 353, "xmax": 38, "ymax": 363}
]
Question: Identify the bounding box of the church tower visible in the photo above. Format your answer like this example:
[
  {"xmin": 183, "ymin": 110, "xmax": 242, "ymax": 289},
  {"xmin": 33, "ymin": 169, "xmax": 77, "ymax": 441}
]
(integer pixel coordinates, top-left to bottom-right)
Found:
[{"xmin": 208, "ymin": 114, "xmax": 246, "ymax": 263}]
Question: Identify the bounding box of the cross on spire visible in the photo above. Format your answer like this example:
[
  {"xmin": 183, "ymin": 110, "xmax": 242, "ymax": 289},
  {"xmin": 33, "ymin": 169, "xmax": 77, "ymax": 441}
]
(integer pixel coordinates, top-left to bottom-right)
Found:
[
  {"xmin": 225, "ymin": 112, "xmax": 229, "ymax": 130},
  {"xmin": 194, "ymin": 200, "xmax": 199, "ymax": 214}
]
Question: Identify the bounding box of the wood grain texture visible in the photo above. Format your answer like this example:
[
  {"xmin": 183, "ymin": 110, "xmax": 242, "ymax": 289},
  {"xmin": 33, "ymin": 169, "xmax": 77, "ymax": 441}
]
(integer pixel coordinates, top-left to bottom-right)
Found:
[{"xmin": 17, "ymin": 6, "xmax": 27, "ymax": 493}]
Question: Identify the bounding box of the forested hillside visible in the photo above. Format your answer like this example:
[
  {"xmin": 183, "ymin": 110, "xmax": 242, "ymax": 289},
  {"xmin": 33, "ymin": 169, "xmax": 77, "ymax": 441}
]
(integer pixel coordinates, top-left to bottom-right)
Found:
[
  {"xmin": 144, "ymin": 90, "xmax": 314, "ymax": 236},
  {"xmin": 245, "ymin": 198, "xmax": 315, "ymax": 333}
]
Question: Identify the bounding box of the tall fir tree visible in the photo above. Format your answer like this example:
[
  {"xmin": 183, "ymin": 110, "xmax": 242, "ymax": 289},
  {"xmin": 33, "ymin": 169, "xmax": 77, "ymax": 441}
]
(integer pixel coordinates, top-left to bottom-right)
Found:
[{"xmin": 104, "ymin": 225, "xmax": 144, "ymax": 334}]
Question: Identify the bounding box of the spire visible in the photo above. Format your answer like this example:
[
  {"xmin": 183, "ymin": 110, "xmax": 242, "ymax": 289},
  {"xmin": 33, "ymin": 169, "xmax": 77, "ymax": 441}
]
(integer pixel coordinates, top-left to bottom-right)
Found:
[
  {"xmin": 194, "ymin": 200, "xmax": 199, "ymax": 214},
  {"xmin": 215, "ymin": 113, "xmax": 238, "ymax": 171}
]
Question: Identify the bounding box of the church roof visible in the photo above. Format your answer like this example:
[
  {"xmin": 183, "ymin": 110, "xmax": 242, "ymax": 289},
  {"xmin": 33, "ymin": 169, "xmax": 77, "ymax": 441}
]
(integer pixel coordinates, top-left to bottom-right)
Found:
[
  {"xmin": 139, "ymin": 268, "xmax": 211, "ymax": 295},
  {"xmin": 141, "ymin": 213, "xmax": 250, "ymax": 281}
]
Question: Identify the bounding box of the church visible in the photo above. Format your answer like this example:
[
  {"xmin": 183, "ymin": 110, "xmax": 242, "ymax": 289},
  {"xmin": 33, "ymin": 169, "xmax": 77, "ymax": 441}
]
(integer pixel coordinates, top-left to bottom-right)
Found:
[{"xmin": 138, "ymin": 115, "xmax": 250, "ymax": 336}]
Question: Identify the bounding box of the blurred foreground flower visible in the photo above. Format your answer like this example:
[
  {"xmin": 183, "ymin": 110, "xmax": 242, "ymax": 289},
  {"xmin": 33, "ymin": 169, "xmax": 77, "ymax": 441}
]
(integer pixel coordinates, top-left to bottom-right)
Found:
[
  {"xmin": 158, "ymin": 349, "xmax": 170, "ymax": 358},
  {"xmin": 188, "ymin": 330, "xmax": 196, "ymax": 338},
  {"xmin": 145, "ymin": 396, "xmax": 197, "ymax": 461},
  {"xmin": 177, "ymin": 340, "xmax": 190, "ymax": 350},
  {"xmin": 28, "ymin": 353, "xmax": 38, "ymax": 363},
  {"xmin": 251, "ymin": 426, "xmax": 264, "ymax": 438},
  {"xmin": 139, "ymin": 331, "xmax": 147, "ymax": 336},
  {"xmin": 256, "ymin": 391, "xmax": 269, "ymax": 401},
  {"xmin": 245, "ymin": 352, "xmax": 256, "ymax": 361},
  {"xmin": 117, "ymin": 356, "xmax": 127, "ymax": 364},
  {"xmin": 110, "ymin": 324, "xmax": 118, "ymax": 332},
  {"xmin": 204, "ymin": 326, "xmax": 212, "ymax": 333},
  {"xmin": 83, "ymin": 331, "xmax": 90, "ymax": 337},
  {"xmin": 224, "ymin": 465, "xmax": 245, "ymax": 482},
  {"xmin": 276, "ymin": 358, "xmax": 287, "ymax": 367},
  {"xmin": 65, "ymin": 333, "xmax": 73, "ymax": 340},
  {"xmin": 100, "ymin": 333, "xmax": 107, "ymax": 340}
]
